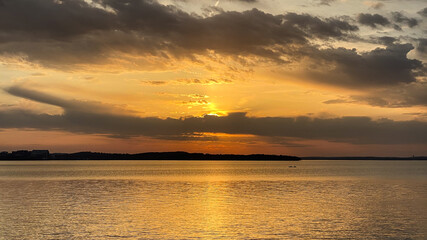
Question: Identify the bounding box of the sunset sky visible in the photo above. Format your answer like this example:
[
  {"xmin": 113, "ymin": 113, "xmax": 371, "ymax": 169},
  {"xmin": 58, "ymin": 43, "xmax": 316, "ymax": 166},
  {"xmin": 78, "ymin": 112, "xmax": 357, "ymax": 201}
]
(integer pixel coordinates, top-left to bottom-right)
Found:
[{"xmin": 0, "ymin": 0, "xmax": 426, "ymax": 156}]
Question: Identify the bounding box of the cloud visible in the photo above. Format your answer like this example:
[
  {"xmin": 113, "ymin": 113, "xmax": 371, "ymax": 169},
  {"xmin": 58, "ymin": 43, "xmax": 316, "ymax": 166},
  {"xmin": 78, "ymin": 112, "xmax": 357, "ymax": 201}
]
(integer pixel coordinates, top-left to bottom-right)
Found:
[
  {"xmin": 141, "ymin": 78, "xmax": 232, "ymax": 85},
  {"xmin": 0, "ymin": 0, "xmax": 116, "ymax": 39},
  {"xmin": 363, "ymin": 1, "xmax": 384, "ymax": 10},
  {"xmin": 1, "ymin": 85, "xmax": 426, "ymax": 145},
  {"xmin": 376, "ymin": 36, "xmax": 398, "ymax": 46},
  {"xmin": 30, "ymin": 72, "xmax": 46, "ymax": 77},
  {"xmin": 357, "ymin": 13, "xmax": 391, "ymax": 28},
  {"xmin": 323, "ymin": 99, "xmax": 352, "ymax": 104},
  {"xmin": 0, "ymin": 0, "xmax": 424, "ymax": 91},
  {"xmin": 5, "ymin": 85, "xmax": 134, "ymax": 115},
  {"xmin": 416, "ymin": 38, "xmax": 427, "ymax": 55},
  {"xmin": 418, "ymin": 7, "xmax": 427, "ymax": 17},
  {"xmin": 305, "ymin": 43, "xmax": 423, "ymax": 87},
  {"xmin": 176, "ymin": 78, "xmax": 233, "ymax": 85},
  {"xmin": 0, "ymin": 0, "xmax": 358, "ymax": 68},
  {"xmin": 144, "ymin": 81, "xmax": 168, "ymax": 85},
  {"xmin": 282, "ymin": 13, "xmax": 359, "ymax": 39},
  {"xmin": 316, "ymin": 0, "xmax": 337, "ymax": 6},
  {"xmin": 324, "ymin": 82, "xmax": 427, "ymax": 108},
  {"xmin": 392, "ymin": 12, "xmax": 419, "ymax": 28}
]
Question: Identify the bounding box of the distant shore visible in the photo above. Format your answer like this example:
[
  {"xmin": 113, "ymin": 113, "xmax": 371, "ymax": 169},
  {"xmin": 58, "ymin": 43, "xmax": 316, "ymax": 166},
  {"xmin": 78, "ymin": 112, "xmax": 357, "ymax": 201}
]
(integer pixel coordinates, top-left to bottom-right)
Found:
[
  {"xmin": 301, "ymin": 156, "xmax": 427, "ymax": 160},
  {"xmin": 0, "ymin": 150, "xmax": 300, "ymax": 161},
  {"xmin": 1, "ymin": 150, "xmax": 426, "ymax": 161}
]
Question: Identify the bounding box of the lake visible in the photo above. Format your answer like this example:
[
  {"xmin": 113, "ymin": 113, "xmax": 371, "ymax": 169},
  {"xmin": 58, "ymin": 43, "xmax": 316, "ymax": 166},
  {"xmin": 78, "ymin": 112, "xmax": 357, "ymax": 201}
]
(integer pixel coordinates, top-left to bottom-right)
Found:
[{"xmin": 0, "ymin": 160, "xmax": 426, "ymax": 239}]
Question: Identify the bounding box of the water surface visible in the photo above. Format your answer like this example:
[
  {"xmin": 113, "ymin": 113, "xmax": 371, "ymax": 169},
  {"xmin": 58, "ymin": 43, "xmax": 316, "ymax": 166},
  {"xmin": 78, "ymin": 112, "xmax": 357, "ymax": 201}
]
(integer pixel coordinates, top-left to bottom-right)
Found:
[{"xmin": 0, "ymin": 160, "xmax": 426, "ymax": 239}]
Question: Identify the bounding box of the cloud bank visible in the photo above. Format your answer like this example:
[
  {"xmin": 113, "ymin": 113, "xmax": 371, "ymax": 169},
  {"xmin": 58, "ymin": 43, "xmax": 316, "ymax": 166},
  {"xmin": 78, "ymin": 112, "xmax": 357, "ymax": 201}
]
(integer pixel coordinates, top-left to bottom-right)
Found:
[
  {"xmin": 0, "ymin": 0, "xmax": 357, "ymax": 66},
  {"xmin": 0, "ymin": 0, "xmax": 424, "ymax": 91},
  {"xmin": 2, "ymin": 86, "xmax": 426, "ymax": 145}
]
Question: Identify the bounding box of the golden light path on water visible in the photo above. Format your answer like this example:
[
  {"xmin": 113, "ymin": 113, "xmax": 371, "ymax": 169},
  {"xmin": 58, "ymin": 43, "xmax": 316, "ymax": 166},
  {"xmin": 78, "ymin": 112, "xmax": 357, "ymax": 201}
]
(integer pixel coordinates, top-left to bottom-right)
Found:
[{"xmin": 1, "ymin": 160, "xmax": 425, "ymax": 239}]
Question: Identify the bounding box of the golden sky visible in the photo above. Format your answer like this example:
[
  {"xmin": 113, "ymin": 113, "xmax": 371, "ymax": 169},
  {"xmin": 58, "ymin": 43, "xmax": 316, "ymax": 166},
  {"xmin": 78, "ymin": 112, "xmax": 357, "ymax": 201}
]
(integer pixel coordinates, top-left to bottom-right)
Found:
[{"xmin": 0, "ymin": 0, "xmax": 426, "ymax": 156}]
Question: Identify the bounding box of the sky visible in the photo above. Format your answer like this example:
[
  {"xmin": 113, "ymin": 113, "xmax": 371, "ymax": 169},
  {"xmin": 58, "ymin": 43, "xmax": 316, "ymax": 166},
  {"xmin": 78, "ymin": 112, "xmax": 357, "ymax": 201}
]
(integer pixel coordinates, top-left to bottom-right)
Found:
[{"xmin": 0, "ymin": 0, "xmax": 426, "ymax": 156}]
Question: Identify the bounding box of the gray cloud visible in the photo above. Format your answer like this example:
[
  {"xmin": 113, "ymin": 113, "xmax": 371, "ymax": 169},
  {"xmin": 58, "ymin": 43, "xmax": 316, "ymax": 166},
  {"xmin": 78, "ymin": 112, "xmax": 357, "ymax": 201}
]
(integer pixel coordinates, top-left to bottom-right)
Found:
[
  {"xmin": 354, "ymin": 12, "xmax": 418, "ymax": 30},
  {"xmin": 417, "ymin": 38, "xmax": 427, "ymax": 54},
  {"xmin": 0, "ymin": 0, "xmax": 116, "ymax": 39},
  {"xmin": 282, "ymin": 13, "xmax": 358, "ymax": 39},
  {"xmin": 357, "ymin": 13, "xmax": 391, "ymax": 28},
  {"xmin": 5, "ymin": 85, "xmax": 134, "ymax": 115},
  {"xmin": 0, "ymin": 0, "xmax": 424, "ymax": 91},
  {"xmin": 418, "ymin": 7, "xmax": 427, "ymax": 17},
  {"xmin": 392, "ymin": 12, "xmax": 419, "ymax": 28},
  {"xmin": 316, "ymin": 0, "xmax": 337, "ymax": 6},
  {"xmin": 324, "ymin": 82, "xmax": 427, "ymax": 108},
  {"xmin": 1, "ymin": 85, "xmax": 426, "ymax": 145},
  {"xmin": 0, "ymin": 0, "xmax": 358, "ymax": 67},
  {"xmin": 306, "ymin": 43, "xmax": 423, "ymax": 87},
  {"xmin": 376, "ymin": 36, "xmax": 398, "ymax": 46}
]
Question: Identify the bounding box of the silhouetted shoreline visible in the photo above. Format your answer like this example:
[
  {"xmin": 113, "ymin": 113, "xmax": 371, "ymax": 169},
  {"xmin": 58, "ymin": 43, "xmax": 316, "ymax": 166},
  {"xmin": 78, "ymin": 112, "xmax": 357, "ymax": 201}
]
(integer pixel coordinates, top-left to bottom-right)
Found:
[
  {"xmin": 301, "ymin": 156, "xmax": 427, "ymax": 160},
  {"xmin": 0, "ymin": 150, "xmax": 300, "ymax": 161},
  {"xmin": 1, "ymin": 150, "xmax": 425, "ymax": 161}
]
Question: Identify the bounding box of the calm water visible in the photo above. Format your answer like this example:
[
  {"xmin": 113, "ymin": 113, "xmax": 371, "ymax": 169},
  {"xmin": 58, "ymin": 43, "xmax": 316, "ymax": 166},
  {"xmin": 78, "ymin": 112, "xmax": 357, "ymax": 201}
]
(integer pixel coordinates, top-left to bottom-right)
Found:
[{"xmin": 0, "ymin": 160, "xmax": 426, "ymax": 240}]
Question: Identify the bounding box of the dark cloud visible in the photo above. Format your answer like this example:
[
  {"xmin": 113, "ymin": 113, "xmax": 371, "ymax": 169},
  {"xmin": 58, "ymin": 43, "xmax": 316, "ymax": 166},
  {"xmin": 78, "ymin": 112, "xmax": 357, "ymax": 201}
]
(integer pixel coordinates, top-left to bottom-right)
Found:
[
  {"xmin": 417, "ymin": 38, "xmax": 427, "ymax": 54},
  {"xmin": 1, "ymin": 85, "xmax": 426, "ymax": 145},
  {"xmin": 0, "ymin": 0, "xmax": 423, "ymax": 91},
  {"xmin": 391, "ymin": 12, "xmax": 419, "ymax": 28},
  {"xmin": 357, "ymin": 13, "xmax": 390, "ymax": 28},
  {"xmin": 376, "ymin": 36, "xmax": 398, "ymax": 46},
  {"xmin": 317, "ymin": 0, "xmax": 337, "ymax": 6},
  {"xmin": 418, "ymin": 7, "xmax": 427, "ymax": 17},
  {"xmin": 324, "ymin": 82, "xmax": 427, "ymax": 108},
  {"xmin": 306, "ymin": 44, "xmax": 423, "ymax": 87},
  {"xmin": 144, "ymin": 81, "xmax": 168, "ymax": 85},
  {"xmin": 5, "ymin": 85, "xmax": 133, "ymax": 115},
  {"xmin": 357, "ymin": 83, "xmax": 427, "ymax": 108},
  {"xmin": 0, "ymin": 0, "xmax": 358, "ymax": 67},
  {"xmin": 283, "ymin": 13, "xmax": 359, "ymax": 39},
  {"xmin": 0, "ymin": 0, "xmax": 116, "ymax": 39}
]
